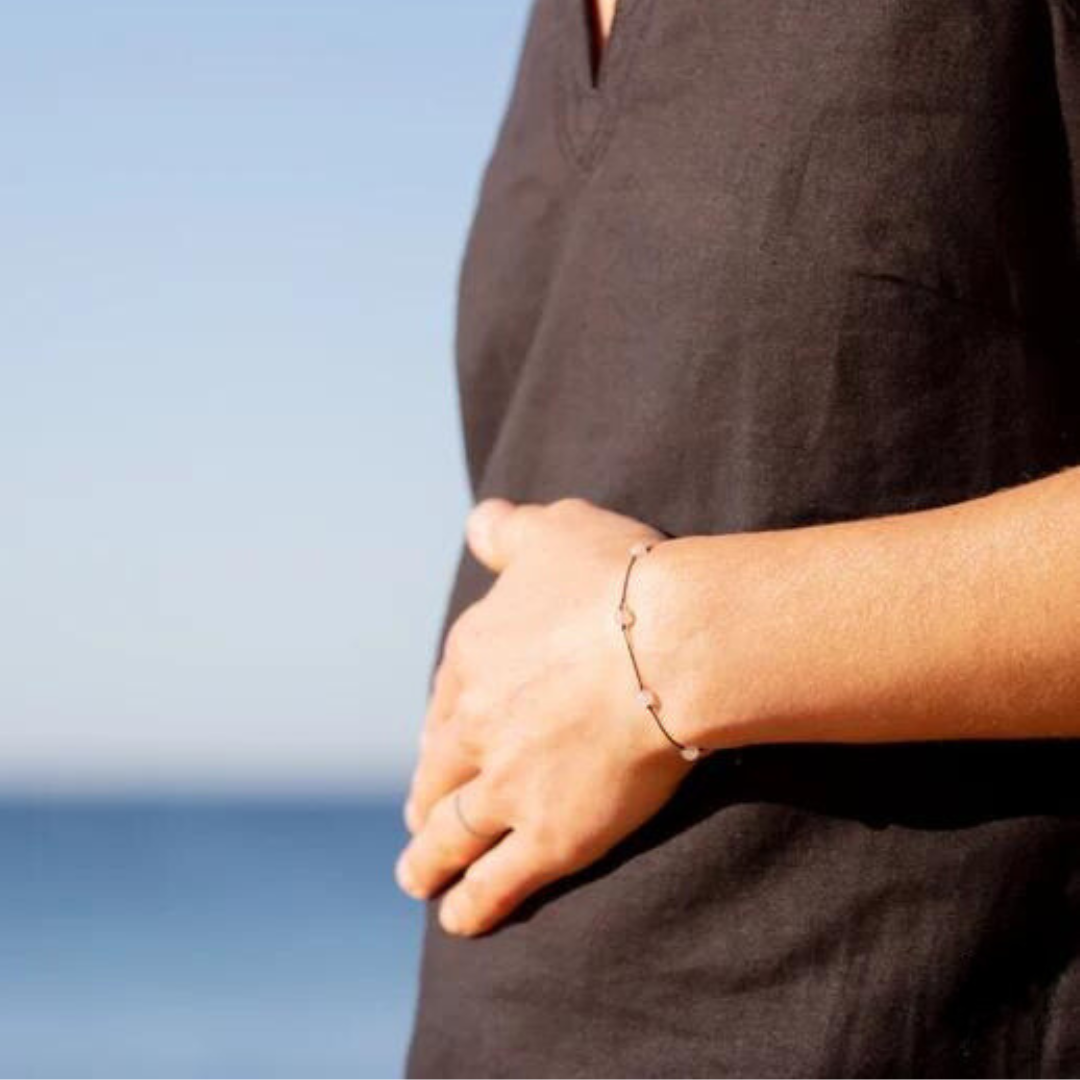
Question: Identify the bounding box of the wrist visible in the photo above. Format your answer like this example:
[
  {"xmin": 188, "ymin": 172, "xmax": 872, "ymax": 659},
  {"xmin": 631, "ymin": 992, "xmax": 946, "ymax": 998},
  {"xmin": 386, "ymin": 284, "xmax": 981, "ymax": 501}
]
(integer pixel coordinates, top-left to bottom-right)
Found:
[{"xmin": 629, "ymin": 531, "xmax": 783, "ymax": 752}]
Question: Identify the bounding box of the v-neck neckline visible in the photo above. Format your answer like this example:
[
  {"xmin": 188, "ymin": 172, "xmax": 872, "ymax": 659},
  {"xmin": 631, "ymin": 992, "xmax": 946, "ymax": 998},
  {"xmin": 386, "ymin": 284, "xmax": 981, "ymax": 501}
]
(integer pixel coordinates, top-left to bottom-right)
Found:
[
  {"xmin": 558, "ymin": 0, "xmax": 653, "ymax": 170},
  {"xmin": 585, "ymin": 0, "xmax": 621, "ymax": 89}
]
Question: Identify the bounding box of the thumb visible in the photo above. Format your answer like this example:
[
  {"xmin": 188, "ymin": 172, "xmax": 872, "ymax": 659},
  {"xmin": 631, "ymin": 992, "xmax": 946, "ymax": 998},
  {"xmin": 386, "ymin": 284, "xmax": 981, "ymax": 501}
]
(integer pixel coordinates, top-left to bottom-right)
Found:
[{"xmin": 466, "ymin": 498, "xmax": 525, "ymax": 573}]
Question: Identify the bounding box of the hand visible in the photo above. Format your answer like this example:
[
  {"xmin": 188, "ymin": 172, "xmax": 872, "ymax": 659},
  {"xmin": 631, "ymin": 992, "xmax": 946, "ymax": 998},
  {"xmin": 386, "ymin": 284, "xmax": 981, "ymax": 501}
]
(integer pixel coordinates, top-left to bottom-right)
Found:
[{"xmin": 395, "ymin": 497, "xmax": 698, "ymax": 936}]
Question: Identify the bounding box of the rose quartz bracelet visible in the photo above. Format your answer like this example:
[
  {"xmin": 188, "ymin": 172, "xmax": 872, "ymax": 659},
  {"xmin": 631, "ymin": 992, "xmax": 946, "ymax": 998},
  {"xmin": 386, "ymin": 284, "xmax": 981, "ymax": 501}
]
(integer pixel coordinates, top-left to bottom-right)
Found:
[{"xmin": 616, "ymin": 539, "xmax": 707, "ymax": 762}]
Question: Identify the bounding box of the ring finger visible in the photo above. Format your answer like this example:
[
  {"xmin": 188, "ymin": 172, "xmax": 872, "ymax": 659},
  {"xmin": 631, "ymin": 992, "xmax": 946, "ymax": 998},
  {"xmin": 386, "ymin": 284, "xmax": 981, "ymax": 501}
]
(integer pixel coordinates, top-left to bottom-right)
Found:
[
  {"xmin": 405, "ymin": 718, "xmax": 476, "ymax": 834},
  {"xmin": 395, "ymin": 777, "xmax": 507, "ymax": 901}
]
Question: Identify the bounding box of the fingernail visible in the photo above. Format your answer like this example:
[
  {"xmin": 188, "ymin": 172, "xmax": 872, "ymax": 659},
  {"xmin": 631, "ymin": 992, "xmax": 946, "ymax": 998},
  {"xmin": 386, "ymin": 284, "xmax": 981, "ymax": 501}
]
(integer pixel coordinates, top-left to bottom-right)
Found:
[
  {"xmin": 404, "ymin": 800, "xmax": 421, "ymax": 833},
  {"xmin": 395, "ymin": 857, "xmax": 422, "ymax": 899},
  {"xmin": 439, "ymin": 896, "xmax": 468, "ymax": 935}
]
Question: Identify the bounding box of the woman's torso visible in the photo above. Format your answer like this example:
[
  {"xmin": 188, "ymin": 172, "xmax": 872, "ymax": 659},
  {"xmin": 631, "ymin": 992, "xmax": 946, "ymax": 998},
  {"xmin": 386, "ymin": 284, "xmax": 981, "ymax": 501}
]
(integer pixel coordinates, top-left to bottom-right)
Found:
[{"xmin": 408, "ymin": 2, "xmax": 1080, "ymax": 1075}]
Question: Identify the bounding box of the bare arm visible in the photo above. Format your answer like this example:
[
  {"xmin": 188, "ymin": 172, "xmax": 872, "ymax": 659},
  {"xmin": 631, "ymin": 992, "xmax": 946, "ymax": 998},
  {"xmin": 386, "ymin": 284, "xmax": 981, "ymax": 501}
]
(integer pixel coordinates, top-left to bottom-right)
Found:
[
  {"xmin": 635, "ymin": 465, "xmax": 1080, "ymax": 751},
  {"xmin": 397, "ymin": 468, "xmax": 1080, "ymax": 935}
]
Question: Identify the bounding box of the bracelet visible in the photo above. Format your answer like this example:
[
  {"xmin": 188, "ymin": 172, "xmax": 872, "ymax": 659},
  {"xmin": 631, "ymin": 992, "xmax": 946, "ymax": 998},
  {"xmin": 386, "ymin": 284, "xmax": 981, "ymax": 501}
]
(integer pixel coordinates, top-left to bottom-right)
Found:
[{"xmin": 616, "ymin": 539, "xmax": 707, "ymax": 762}]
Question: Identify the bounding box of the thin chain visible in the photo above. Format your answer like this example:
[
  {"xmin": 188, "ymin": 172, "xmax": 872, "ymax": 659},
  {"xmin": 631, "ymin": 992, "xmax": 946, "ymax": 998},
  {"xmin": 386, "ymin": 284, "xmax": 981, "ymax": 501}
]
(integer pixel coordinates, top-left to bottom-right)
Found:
[{"xmin": 616, "ymin": 540, "xmax": 705, "ymax": 762}]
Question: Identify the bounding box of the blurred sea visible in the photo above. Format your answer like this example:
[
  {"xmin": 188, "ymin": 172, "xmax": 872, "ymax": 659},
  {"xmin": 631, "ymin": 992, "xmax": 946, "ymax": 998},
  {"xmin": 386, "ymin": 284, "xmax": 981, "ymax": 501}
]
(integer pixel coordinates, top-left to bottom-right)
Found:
[{"xmin": 0, "ymin": 798, "xmax": 423, "ymax": 1079}]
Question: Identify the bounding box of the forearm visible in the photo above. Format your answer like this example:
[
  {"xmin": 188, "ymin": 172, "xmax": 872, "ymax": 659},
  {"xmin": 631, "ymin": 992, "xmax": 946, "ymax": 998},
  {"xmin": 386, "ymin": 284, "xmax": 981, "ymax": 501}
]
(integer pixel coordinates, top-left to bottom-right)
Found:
[{"xmin": 636, "ymin": 466, "xmax": 1080, "ymax": 749}]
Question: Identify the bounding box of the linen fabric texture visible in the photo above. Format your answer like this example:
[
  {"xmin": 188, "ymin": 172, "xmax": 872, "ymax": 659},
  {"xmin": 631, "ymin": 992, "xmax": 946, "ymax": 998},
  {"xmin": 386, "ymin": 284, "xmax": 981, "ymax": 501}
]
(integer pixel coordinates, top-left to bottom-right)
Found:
[{"xmin": 407, "ymin": 1, "xmax": 1080, "ymax": 1075}]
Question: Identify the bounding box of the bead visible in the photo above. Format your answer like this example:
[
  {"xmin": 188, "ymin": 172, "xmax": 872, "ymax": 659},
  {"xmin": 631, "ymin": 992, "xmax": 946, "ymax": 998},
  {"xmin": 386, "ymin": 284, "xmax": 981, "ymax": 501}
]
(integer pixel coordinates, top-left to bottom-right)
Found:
[
  {"xmin": 680, "ymin": 745, "xmax": 702, "ymax": 762},
  {"xmin": 636, "ymin": 687, "xmax": 658, "ymax": 709},
  {"xmin": 629, "ymin": 540, "xmax": 652, "ymax": 558},
  {"xmin": 615, "ymin": 605, "xmax": 635, "ymax": 629}
]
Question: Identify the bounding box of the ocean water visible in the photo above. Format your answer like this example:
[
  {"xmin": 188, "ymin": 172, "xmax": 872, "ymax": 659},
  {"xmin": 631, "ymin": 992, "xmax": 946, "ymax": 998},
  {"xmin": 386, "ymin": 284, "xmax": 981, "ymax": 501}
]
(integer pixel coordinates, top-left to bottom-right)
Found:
[{"xmin": 0, "ymin": 798, "xmax": 424, "ymax": 1079}]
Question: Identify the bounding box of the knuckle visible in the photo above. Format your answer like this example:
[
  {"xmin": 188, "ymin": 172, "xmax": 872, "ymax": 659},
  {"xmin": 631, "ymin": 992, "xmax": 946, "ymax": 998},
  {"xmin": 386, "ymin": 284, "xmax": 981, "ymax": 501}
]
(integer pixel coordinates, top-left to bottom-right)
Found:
[
  {"xmin": 451, "ymin": 687, "xmax": 490, "ymax": 731},
  {"xmin": 443, "ymin": 604, "xmax": 487, "ymax": 667},
  {"xmin": 549, "ymin": 496, "xmax": 590, "ymax": 518}
]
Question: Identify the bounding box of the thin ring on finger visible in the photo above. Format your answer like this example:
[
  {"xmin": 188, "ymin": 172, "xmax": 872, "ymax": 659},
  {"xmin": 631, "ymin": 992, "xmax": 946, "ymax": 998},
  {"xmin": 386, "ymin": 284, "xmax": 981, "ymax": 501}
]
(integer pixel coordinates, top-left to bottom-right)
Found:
[
  {"xmin": 396, "ymin": 779, "xmax": 506, "ymax": 900},
  {"xmin": 405, "ymin": 718, "xmax": 477, "ymax": 834}
]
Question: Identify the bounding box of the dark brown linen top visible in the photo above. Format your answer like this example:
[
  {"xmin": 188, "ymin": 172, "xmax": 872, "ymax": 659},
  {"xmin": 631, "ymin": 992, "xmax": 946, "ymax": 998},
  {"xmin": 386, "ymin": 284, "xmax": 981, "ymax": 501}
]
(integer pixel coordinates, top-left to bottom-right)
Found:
[{"xmin": 407, "ymin": 1, "xmax": 1080, "ymax": 1075}]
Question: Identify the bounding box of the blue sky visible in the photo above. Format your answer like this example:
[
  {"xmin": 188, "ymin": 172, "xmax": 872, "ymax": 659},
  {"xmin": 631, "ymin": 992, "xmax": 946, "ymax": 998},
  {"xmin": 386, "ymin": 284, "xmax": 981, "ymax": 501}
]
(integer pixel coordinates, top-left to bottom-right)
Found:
[{"xmin": 1, "ymin": 1, "xmax": 533, "ymax": 793}]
